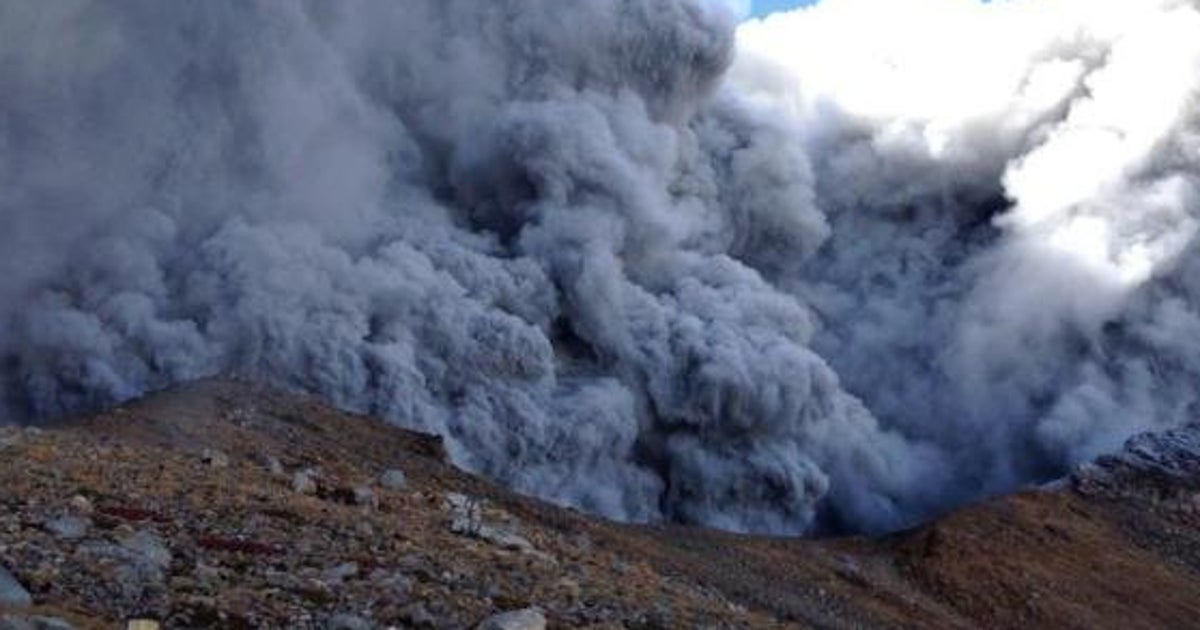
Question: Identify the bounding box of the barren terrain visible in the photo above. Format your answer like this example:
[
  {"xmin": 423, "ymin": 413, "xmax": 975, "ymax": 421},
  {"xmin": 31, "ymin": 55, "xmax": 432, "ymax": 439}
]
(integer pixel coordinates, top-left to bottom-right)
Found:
[{"xmin": 2, "ymin": 380, "xmax": 1199, "ymax": 628}]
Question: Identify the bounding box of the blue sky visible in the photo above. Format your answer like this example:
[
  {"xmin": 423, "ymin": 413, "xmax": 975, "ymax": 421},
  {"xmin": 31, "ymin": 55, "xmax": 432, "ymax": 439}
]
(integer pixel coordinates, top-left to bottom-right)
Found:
[{"xmin": 751, "ymin": 0, "xmax": 816, "ymax": 17}]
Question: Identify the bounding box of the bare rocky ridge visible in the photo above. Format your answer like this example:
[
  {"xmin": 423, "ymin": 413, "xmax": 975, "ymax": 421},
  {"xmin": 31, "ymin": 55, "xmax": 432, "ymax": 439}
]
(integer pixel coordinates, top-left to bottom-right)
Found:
[{"xmin": 1, "ymin": 380, "xmax": 1199, "ymax": 628}]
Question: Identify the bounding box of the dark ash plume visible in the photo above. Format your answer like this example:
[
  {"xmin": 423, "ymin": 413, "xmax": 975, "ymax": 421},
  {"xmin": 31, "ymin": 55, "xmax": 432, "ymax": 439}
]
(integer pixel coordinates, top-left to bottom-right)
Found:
[{"xmin": 3, "ymin": 0, "xmax": 1199, "ymax": 535}]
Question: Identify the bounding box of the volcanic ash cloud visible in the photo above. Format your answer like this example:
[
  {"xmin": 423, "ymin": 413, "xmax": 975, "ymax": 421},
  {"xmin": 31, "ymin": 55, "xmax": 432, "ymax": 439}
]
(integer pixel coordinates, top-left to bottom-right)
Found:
[{"xmin": 2, "ymin": 0, "xmax": 1199, "ymax": 535}]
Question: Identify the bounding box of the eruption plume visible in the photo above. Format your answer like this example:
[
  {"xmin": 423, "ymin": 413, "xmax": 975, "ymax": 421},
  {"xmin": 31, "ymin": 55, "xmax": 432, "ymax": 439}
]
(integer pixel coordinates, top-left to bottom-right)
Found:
[{"xmin": 2, "ymin": 0, "xmax": 1199, "ymax": 534}]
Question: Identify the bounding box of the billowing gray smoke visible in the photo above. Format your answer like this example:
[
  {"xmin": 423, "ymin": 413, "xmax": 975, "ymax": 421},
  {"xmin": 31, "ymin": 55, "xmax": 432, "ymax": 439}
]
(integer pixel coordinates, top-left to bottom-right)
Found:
[{"xmin": 2, "ymin": 0, "xmax": 1198, "ymax": 535}]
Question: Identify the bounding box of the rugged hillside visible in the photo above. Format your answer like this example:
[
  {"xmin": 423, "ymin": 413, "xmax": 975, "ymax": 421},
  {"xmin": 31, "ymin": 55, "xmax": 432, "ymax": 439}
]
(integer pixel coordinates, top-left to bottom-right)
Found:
[{"xmin": 2, "ymin": 380, "xmax": 1200, "ymax": 628}]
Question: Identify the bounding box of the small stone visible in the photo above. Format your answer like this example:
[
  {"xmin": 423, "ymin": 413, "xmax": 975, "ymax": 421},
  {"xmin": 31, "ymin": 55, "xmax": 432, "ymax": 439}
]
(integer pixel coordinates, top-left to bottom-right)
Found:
[
  {"xmin": 293, "ymin": 470, "xmax": 318, "ymax": 495},
  {"xmin": 379, "ymin": 469, "xmax": 408, "ymax": 491},
  {"xmin": 298, "ymin": 579, "xmax": 335, "ymax": 605},
  {"xmin": 476, "ymin": 608, "xmax": 546, "ymax": 630},
  {"xmin": 68, "ymin": 495, "xmax": 94, "ymax": 514},
  {"xmin": 835, "ymin": 555, "xmax": 868, "ymax": 587},
  {"xmin": 328, "ymin": 614, "xmax": 371, "ymax": 630},
  {"xmin": 261, "ymin": 455, "xmax": 285, "ymax": 476},
  {"xmin": 30, "ymin": 618, "xmax": 75, "ymax": 630},
  {"xmin": 0, "ymin": 566, "xmax": 32, "ymax": 606},
  {"xmin": 0, "ymin": 615, "xmax": 34, "ymax": 630},
  {"xmin": 200, "ymin": 449, "xmax": 229, "ymax": 468},
  {"xmin": 44, "ymin": 515, "xmax": 90, "ymax": 540},
  {"xmin": 447, "ymin": 493, "xmax": 483, "ymax": 536},
  {"xmin": 323, "ymin": 562, "xmax": 359, "ymax": 584},
  {"xmin": 110, "ymin": 560, "xmax": 166, "ymax": 599},
  {"xmin": 353, "ymin": 486, "xmax": 377, "ymax": 509},
  {"xmin": 263, "ymin": 569, "xmax": 291, "ymax": 589},
  {"xmin": 399, "ymin": 603, "xmax": 437, "ymax": 629},
  {"xmin": 119, "ymin": 530, "xmax": 172, "ymax": 569},
  {"xmin": 480, "ymin": 527, "xmax": 536, "ymax": 555},
  {"xmin": 0, "ymin": 428, "xmax": 22, "ymax": 450},
  {"xmin": 370, "ymin": 571, "xmax": 413, "ymax": 601}
]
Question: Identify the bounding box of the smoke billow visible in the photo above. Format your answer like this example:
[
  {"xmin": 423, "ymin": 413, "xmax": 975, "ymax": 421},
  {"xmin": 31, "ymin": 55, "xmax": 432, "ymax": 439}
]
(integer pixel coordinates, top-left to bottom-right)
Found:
[{"xmin": 2, "ymin": 0, "xmax": 1199, "ymax": 535}]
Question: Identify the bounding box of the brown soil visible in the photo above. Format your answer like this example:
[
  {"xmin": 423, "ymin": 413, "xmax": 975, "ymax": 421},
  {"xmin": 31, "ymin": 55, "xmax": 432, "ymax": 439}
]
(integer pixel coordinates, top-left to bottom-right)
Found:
[{"xmin": 1, "ymin": 379, "xmax": 1199, "ymax": 628}]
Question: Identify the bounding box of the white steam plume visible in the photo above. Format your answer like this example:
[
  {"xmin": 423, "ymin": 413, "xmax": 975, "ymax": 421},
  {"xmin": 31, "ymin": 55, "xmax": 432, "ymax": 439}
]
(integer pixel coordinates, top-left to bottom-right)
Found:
[
  {"xmin": 734, "ymin": 0, "xmax": 1200, "ymax": 510},
  {"xmin": 2, "ymin": 0, "xmax": 1199, "ymax": 535}
]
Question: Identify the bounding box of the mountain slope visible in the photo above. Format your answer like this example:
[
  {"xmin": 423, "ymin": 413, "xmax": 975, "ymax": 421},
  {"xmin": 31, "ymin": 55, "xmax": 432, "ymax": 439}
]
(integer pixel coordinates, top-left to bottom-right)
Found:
[{"xmin": 1, "ymin": 380, "xmax": 1199, "ymax": 628}]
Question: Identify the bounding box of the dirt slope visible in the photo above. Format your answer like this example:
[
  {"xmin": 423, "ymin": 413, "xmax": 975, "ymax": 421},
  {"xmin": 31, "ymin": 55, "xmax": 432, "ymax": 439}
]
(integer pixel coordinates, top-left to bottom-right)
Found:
[{"xmin": 2, "ymin": 380, "xmax": 1199, "ymax": 628}]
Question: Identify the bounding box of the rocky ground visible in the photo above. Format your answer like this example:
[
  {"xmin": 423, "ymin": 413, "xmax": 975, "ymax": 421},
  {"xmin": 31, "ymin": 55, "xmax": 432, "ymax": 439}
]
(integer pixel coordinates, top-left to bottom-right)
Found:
[{"xmin": 2, "ymin": 380, "xmax": 1200, "ymax": 628}]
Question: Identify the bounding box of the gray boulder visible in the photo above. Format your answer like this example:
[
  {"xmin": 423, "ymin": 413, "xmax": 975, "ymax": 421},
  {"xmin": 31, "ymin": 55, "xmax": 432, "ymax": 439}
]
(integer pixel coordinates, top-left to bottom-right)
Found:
[
  {"xmin": 379, "ymin": 469, "xmax": 408, "ymax": 491},
  {"xmin": 476, "ymin": 608, "xmax": 546, "ymax": 630},
  {"xmin": 0, "ymin": 566, "xmax": 31, "ymax": 606}
]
